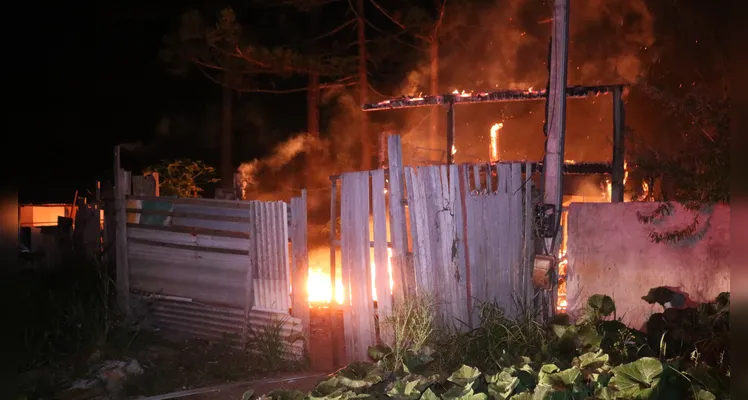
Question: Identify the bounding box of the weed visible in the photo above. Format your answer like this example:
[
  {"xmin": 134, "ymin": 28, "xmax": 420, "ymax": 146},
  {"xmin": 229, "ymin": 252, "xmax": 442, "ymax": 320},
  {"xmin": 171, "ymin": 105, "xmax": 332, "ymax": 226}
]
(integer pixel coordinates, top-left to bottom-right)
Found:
[
  {"xmin": 381, "ymin": 291, "xmax": 437, "ymax": 370},
  {"xmin": 247, "ymin": 314, "xmax": 304, "ymax": 372}
]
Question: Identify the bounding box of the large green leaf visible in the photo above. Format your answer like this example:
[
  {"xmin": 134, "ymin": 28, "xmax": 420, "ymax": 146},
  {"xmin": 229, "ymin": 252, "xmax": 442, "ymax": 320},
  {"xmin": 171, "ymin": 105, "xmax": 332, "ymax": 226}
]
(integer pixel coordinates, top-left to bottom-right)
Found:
[
  {"xmin": 386, "ymin": 374, "xmax": 439, "ymax": 400},
  {"xmin": 368, "ymin": 345, "xmax": 392, "ymax": 362},
  {"xmin": 694, "ymin": 389, "xmax": 716, "ymax": 400},
  {"xmin": 263, "ymin": 390, "xmax": 307, "ymax": 400},
  {"xmin": 421, "ymin": 389, "xmax": 440, "ymax": 400},
  {"xmin": 586, "ymin": 295, "xmax": 616, "ymax": 318},
  {"xmin": 440, "ymin": 382, "xmax": 487, "ymax": 400},
  {"xmin": 448, "ymin": 365, "xmax": 482, "ymax": 386},
  {"xmin": 486, "ymin": 371, "xmax": 519, "ymax": 400},
  {"xmin": 609, "ymin": 358, "xmax": 663, "ymax": 399},
  {"xmin": 538, "ymin": 367, "xmax": 581, "ymax": 391},
  {"xmin": 336, "ymin": 362, "xmax": 388, "ymax": 389},
  {"xmin": 403, "ymin": 352, "xmax": 435, "ymax": 375}
]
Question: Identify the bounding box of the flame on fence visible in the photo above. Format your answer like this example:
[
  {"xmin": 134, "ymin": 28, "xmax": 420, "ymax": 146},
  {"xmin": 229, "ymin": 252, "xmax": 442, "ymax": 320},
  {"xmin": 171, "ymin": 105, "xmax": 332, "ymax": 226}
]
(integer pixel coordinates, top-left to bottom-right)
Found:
[
  {"xmin": 307, "ymin": 248, "xmax": 393, "ymax": 307},
  {"xmin": 605, "ymin": 161, "xmax": 629, "ymax": 201},
  {"xmin": 490, "ymin": 123, "xmax": 503, "ymax": 162}
]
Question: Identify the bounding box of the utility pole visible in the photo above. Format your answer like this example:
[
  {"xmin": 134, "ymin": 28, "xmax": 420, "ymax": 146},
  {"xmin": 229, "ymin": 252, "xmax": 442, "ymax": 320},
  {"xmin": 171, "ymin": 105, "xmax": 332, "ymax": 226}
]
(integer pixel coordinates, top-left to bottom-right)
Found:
[
  {"xmin": 357, "ymin": 0, "xmax": 371, "ymax": 171},
  {"xmin": 542, "ymin": 0, "xmax": 570, "ymax": 253}
]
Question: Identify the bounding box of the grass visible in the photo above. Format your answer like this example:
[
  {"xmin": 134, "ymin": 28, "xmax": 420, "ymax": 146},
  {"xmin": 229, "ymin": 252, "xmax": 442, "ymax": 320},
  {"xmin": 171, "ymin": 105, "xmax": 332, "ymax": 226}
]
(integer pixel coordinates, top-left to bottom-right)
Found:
[
  {"xmin": 379, "ymin": 291, "xmax": 553, "ymax": 373},
  {"xmin": 6, "ymin": 257, "xmax": 306, "ymax": 399}
]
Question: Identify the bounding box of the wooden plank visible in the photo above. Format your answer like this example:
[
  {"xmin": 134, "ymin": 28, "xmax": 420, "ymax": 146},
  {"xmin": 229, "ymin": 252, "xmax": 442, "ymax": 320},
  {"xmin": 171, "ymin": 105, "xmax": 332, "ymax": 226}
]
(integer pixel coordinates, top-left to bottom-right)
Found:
[
  {"xmin": 114, "ymin": 145, "xmax": 131, "ymax": 318},
  {"xmin": 329, "ymin": 178, "xmax": 340, "ymax": 367},
  {"xmin": 341, "ymin": 172, "xmax": 375, "ymax": 362},
  {"xmin": 128, "ymin": 195, "xmax": 253, "ymax": 210},
  {"xmin": 132, "ymin": 175, "xmax": 157, "ymax": 196},
  {"xmin": 371, "ymin": 169, "xmax": 392, "ymax": 343},
  {"xmin": 485, "ymin": 164, "xmax": 493, "ymax": 193},
  {"xmin": 523, "ymin": 162, "xmax": 534, "ymax": 307},
  {"xmin": 508, "ymin": 163, "xmax": 523, "ymax": 316},
  {"xmin": 290, "ymin": 191, "xmax": 309, "ymax": 350},
  {"xmin": 435, "ymin": 165, "xmax": 458, "ymax": 323},
  {"xmin": 473, "ymin": 165, "xmax": 481, "ymax": 191},
  {"xmin": 452, "ymin": 165, "xmax": 469, "ymax": 326},
  {"xmin": 495, "ymin": 164, "xmax": 512, "ymax": 311},
  {"xmin": 126, "ymin": 222, "xmax": 250, "ymax": 239},
  {"xmin": 405, "ymin": 167, "xmax": 433, "ymax": 294},
  {"xmin": 612, "ymin": 86, "xmax": 625, "ymax": 203},
  {"xmin": 386, "ymin": 135, "xmax": 410, "ymax": 301}
]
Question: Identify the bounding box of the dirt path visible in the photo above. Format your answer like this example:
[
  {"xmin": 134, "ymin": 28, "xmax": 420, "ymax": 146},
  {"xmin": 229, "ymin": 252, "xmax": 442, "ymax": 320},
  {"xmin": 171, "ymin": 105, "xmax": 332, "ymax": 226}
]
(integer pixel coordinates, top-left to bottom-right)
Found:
[{"xmin": 139, "ymin": 372, "xmax": 329, "ymax": 400}]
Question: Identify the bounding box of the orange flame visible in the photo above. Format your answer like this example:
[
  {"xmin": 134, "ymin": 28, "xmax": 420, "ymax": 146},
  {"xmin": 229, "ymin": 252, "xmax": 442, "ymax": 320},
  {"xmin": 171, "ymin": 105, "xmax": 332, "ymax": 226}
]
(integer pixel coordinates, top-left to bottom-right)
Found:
[
  {"xmin": 489, "ymin": 123, "xmax": 503, "ymax": 162},
  {"xmin": 307, "ymin": 248, "xmax": 393, "ymax": 307}
]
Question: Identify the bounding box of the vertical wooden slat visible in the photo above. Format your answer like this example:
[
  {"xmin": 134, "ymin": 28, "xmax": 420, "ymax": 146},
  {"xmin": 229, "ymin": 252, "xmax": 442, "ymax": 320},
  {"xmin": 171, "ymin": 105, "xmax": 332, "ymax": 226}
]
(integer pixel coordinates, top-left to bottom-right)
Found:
[
  {"xmin": 457, "ymin": 165, "xmax": 473, "ymax": 326},
  {"xmin": 243, "ymin": 203, "xmax": 255, "ymax": 344},
  {"xmin": 523, "ymin": 162, "xmax": 535, "ymax": 307},
  {"xmin": 496, "ymin": 163, "xmax": 512, "ymax": 312},
  {"xmin": 486, "ymin": 164, "xmax": 493, "ymax": 193},
  {"xmin": 436, "ymin": 165, "xmax": 458, "ymax": 323},
  {"xmin": 341, "ymin": 171, "xmax": 375, "ymax": 362},
  {"xmin": 329, "ymin": 177, "xmax": 340, "ymax": 367},
  {"xmin": 449, "ymin": 164, "xmax": 469, "ymax": 325},
  {"xmin": 387, "ymin": 135, "xmax": 410, "ymax": 301},
  {"xmin": 114, "ymin": 146, "xmax": 131, "ymax": 317},
  {"xmin": 509, "ymin": 164, "xmax": 523, "ymax": 316},
  {"xmin": 290, "ymin": 191, "xmax": 309, "ymax": 348},
  {"xmin": 405, "ymin": 167, "xmax": 433, "ymax": 294},
  {"xmin": 371, "ymin": 170, "xmax": 392, "ymax": 343},
  {"xmin": 473, "ymin": 165, "xmax": 481, "ymax": 191}
]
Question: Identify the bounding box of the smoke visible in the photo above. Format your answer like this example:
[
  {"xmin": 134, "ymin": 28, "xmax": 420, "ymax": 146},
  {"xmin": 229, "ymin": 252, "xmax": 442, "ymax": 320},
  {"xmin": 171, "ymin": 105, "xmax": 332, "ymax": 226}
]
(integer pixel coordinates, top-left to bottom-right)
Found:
[{"xmin": 388, "ymin": 0, "xmax": 656, "ymax": 164}]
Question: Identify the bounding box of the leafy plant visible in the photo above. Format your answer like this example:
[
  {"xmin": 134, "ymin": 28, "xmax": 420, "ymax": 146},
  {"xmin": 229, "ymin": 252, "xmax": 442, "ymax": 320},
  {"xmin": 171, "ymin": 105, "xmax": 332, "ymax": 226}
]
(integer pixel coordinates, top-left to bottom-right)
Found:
[
  {"xmin": 143, "ymin": 158, "xmax": 219, "ymax": 198},
  {"xmin": 245, "ymin": 290, "xmax": 729, "ymax": 400}
]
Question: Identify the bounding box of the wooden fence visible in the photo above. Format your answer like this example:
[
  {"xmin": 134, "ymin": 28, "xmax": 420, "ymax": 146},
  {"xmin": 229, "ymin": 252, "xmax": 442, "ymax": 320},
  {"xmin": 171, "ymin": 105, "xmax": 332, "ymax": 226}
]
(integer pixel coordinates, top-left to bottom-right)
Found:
[
  {"xmin": 112, "ymin": 163, "xmax": 309, "ymax": 356},
  {"xmin": 331, "ymin": 135, "xmax": 539, "ymax": 362}
]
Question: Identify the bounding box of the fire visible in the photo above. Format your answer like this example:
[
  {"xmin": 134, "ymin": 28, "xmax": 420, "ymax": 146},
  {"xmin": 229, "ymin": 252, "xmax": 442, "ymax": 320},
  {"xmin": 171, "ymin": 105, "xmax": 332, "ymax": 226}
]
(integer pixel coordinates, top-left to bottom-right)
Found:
[
  {"xmin": 452, "ymin": 89, "xmax": 473, "ymax": 97},
  {"xmin": 556, "ymin": 209, "xmax": 569, "ymax": 313},
  {"xmin": 451, "ymin": 145, "xmax": 457, "ymax": 156},
  {"xmin": 307, "ymin": 248, "xmax": 394, "ymax": 307},
  {"xmin": 605, "ymin": 161, "xmax": 629, "ymax": 201},
  {"xmin": 308, "ymin": 268, "xmax": 344, "ymax": 305},
  {"xmin": 489, "ymin": 123, "xmax": 503, "ymax": 162}
]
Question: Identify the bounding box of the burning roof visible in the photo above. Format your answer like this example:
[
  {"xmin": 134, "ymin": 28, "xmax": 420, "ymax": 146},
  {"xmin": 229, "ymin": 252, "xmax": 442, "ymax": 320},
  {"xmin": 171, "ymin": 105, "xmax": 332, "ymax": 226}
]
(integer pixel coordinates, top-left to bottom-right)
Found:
[{"xmin": 362, "ymin": 85, "xmax": 623, "ymax": 111}]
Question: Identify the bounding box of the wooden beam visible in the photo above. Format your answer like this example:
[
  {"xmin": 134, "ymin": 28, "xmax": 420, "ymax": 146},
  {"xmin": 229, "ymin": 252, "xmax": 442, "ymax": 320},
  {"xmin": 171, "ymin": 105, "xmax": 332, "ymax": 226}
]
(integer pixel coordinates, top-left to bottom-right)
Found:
[
  {"xmin": 446, "ymin": 101, "xmax": 455, "ymax": 165},
  {"xmin": 611, "ymin": 85, "xmax": 625, "ymax": 203}
]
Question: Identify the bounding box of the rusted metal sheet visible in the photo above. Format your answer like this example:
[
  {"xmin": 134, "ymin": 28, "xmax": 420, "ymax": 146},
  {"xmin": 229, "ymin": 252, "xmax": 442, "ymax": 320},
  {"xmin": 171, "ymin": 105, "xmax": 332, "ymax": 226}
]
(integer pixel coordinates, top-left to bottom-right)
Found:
[
  {"xmin": 126, "ymin": 194, "xmax": 302, "ymax": 351},
  {"xmin": 250, "ymin": 201, "xmax": 291, "ymax": 312},
  {"xmin": 341, "ymin": 171, "xmax": 376, "ymax": 362},
  {"xmin": 133, "ymin": 295, "xmax": 303, "ymax": 357}
]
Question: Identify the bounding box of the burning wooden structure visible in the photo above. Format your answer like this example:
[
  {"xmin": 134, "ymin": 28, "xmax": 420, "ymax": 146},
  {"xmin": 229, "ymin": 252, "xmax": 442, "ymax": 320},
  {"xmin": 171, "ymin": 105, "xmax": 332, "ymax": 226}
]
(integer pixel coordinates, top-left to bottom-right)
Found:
[{"xmin": 360, "ymin": 85, "xmax": 628, "ymax": 316}]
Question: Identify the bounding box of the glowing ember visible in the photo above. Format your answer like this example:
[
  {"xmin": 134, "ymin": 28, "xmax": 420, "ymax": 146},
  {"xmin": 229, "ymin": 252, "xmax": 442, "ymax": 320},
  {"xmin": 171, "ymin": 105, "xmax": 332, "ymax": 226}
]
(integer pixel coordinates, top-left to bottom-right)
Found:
[
  {"xmin": 489, "ymin": 123, "xmax": 503, "ymax": 162},
  {"xmin": 452, "ymin": 89, "xmax": 473, "ymax": 97},
  {"xmin": 451, "ymin": 145, "xmax": 457, "ymax": 156}
]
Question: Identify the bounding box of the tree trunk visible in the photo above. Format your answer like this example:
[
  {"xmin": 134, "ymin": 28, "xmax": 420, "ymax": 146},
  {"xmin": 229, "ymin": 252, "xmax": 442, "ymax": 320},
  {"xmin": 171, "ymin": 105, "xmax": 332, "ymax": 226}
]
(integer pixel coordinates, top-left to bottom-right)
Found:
[
  {"xmin": 220, "ymin": 82, "xmax": 233, "ymax": 190},
  {"xmin": 307, "ymin": 72, "xmax": 320, "ymax": 137},
  {"xmin": 357, "ymin": 0, "xmax": 371, "ymax": 171},
  {"xmin": 429, "ymin": 39, "xmax": 440, "ymax": 153}
]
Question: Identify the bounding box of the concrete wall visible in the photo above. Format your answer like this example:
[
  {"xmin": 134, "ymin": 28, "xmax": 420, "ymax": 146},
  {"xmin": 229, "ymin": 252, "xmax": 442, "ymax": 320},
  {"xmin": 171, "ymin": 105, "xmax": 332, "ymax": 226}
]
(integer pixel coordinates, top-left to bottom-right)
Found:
[{"xmin": 566, "ymin": 202, "xmax": 730, "ymax": 330}]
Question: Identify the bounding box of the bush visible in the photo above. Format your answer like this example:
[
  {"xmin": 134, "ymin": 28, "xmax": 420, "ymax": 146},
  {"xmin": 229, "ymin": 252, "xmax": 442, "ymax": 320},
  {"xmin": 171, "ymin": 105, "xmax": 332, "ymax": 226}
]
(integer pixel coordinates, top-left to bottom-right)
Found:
[{"xmin": 244, "ymin": 289, "xmax": 730, "ymax": 400}]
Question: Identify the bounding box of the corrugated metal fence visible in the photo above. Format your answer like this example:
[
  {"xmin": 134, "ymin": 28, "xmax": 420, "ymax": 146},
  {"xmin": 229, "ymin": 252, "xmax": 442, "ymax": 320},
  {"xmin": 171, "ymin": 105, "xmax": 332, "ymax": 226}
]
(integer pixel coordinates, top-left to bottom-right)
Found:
[
  {"xmin": 120, "ymin": 193, "xmax": 307, "ymax": 356},
  {"xmin": 334, "ymin": 135, "xmax": 537, "ymax": 362}
]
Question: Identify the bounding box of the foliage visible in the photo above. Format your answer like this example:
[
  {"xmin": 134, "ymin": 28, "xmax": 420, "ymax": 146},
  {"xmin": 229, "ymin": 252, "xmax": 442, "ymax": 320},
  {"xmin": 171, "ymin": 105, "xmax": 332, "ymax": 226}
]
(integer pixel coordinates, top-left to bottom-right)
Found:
[
  {"xmin": 244, "ymin": 290, "xmax": 730, "ymax": 400},
  {"xmin": 161, "ymin": 8, "xmax": 356, "ymax": 93},
  {"xmin": 377, "ymin": 292, "xmax": 438, "ymax": 372},
  {"xmin": 632, "ymin": 81, "xmax": 729, "ymax": 244},
  {"xmin": 11, "ymin": 258, "xmax": 119, "ymax": 372},
  {"xmin": 143, "ymin": 158, "xmax": 219, "ymax": 198},
  {"xmin": 247, "ymin": 314, "xmax": 305, "ymax": 372}
]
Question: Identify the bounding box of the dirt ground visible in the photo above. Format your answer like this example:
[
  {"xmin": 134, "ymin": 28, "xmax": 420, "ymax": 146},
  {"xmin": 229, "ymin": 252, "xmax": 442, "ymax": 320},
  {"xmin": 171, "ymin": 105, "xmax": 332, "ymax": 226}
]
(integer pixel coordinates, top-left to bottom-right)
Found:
[{"xmin": 185, "ymin": 373, "xmax": 329, "ymax": 400}]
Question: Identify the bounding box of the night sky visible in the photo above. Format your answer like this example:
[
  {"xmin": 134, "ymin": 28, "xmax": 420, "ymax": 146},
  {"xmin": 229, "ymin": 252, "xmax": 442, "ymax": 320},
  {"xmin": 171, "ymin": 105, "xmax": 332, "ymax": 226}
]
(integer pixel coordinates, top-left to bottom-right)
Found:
[{"xmin": 24, "ymin": 0, "xmax": 726, "ymax": 204}]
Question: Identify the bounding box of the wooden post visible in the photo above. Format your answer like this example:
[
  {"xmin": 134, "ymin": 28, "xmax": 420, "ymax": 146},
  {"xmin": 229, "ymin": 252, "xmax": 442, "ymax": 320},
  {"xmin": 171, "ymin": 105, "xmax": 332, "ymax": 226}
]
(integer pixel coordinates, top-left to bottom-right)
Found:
[
  {"xmin": 329, "ymin": 176, "xmax": 340, "ymax": 367},
  {"xmin": 291, "ymin": 190, "xmax": 309, "ymax": 351},
  {"xmin": 446, "ymin": 100, "xmax": 455, "ymax": 165},
  {"xmin": 387, "ymin": 135, "xmax": 410, "ymax": 301},
  {"xmin": 114, "ymin": 146, "xmax": 131, "ymax": 318},
  {"xmin": 152, "ymin": 172, "xmax": 160, "ymax": 197},
  {"xmin": 611, "ymin": 86, "xmax": 625, "ymax": 203},
  {"xmin": 542, "ymin": 0, "xmax": 570, "ymax": 251}
]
